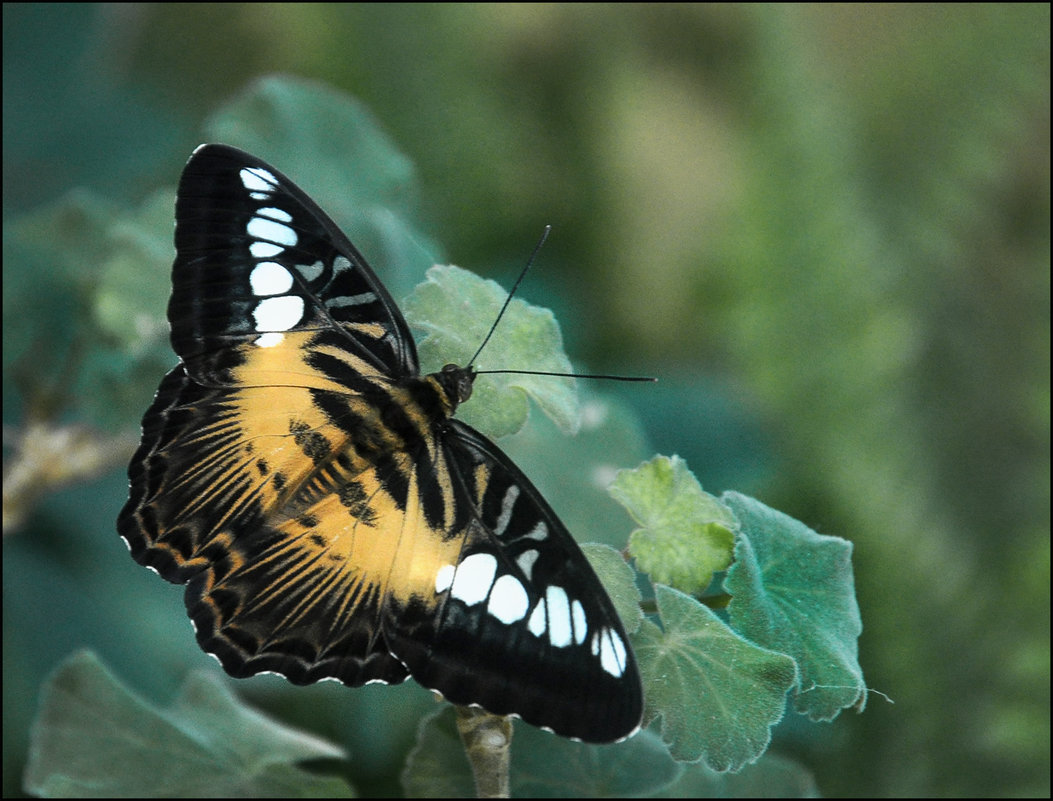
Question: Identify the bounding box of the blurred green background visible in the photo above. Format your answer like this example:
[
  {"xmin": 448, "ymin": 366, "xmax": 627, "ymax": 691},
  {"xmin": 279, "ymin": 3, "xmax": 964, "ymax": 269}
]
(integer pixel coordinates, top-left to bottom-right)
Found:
[{"xmin": 3, "ymin": 4, "xmax": 1048, "ymax": 797}]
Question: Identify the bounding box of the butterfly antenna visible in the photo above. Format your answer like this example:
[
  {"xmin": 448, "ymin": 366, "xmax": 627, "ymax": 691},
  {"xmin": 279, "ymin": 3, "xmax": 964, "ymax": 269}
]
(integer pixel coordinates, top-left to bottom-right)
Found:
[
  {"xmin": 480, "ymin": 369, "xmax": 656, "ymax": 383},
  {"xmin": 467, "ymin": 225, "xmax": 551, "ymax": 368},
  {"xmin": 469, "ymin": 226, "xmax": 657, "ymax": 384}
]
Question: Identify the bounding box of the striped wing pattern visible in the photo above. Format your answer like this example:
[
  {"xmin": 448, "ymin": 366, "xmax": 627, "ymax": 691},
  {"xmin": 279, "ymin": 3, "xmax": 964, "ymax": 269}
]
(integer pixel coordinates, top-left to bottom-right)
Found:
[{"xmin": 118, "ymin": 144, "xmax": 643, "ymax": 743}]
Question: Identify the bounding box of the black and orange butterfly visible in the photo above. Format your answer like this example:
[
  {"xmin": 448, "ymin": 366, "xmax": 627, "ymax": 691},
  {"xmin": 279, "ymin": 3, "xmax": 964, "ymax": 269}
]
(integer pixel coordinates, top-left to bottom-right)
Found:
[{"xmin": 118, "ymin": 144, "xmax": 643, "ymax": 743}]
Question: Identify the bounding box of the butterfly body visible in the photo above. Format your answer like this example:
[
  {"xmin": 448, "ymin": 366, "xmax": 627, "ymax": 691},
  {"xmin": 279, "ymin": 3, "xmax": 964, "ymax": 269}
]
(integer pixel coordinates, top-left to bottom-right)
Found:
[{"xmin": 119, "ymin": 144, "xmax": 642, "ymax": 742}]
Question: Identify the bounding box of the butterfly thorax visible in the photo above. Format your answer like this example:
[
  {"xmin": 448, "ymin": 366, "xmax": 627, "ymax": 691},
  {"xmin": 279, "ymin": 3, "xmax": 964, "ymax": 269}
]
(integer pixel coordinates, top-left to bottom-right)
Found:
[{"xmin": 364, "ymin": 363, "xmax": 476, "ymax": 443}]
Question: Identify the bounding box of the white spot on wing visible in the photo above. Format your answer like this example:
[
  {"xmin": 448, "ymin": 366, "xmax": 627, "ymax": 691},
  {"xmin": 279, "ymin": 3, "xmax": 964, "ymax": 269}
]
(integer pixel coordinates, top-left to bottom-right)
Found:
[
  {"xmin": 258, "ymin": 206, "xmax": 292, "ymax": 223},
  {"xmin": 487, "ymin": 575, "xmax": 529, "ymax": 624},
  {"xmin": 545, "ymin": 585, "xmax": 573, "ymax": 648},
  {"xmin": 247, "ymin": 214, "xmax": 298, "ymax": 248},
  {"xmin": 596, "ymin": 627, "xmax": 628, "ymax": 678},
  {"xmin": 250, "ymin": 239, "xmax": 283, "ymax": 258},
  {"xmin": 240, "ymin": 166, "xmax": 276, "ymax": 198},
  {"xmin": 571, "ymin": 599, "xmax": 587, "ymax": 645},
  {"xmin": 435, "ymin": 564, "xmax": 455, "ymax": 594},
  {"xmin": 450, "ymin": 553, "xmax": 497, "ymax": 606},
  {"xmin": 253, "ymin": 332, "xmax": 285, "ymax": 348},
  {"xmin": 528, "ymin": 601, "xmax": 547, "ymax": 637},
  {"xmin": 515, "ymin": 548, "xmax": 539, "ymax": 579},
  {"xmin": 250, "ymin": 262, "xmax": 294, "ymax": 296},
  {"xmin": 494, "ymin": 485, "xmax": 520, "ymax": 536},
  {"xmin": 253, "ymin": 295, "xmax": 304, "ymax": 332}
]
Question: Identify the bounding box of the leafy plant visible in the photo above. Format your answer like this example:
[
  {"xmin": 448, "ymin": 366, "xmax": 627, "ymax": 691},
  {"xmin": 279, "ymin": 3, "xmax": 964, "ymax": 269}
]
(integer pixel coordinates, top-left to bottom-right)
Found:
[{"xmin": 15, "ymin": 77, "xmax": 863, "ymax": 797}]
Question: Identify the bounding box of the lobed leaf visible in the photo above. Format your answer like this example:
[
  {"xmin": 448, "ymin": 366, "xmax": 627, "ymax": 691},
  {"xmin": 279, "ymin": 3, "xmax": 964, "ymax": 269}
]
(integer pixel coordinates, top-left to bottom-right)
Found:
[
  {"xmin": 723, "ymin": 492, "xmax": 866, "ymax": 719},
  {"xmin": 25, "ymin": 651, "xmax": 350, "ymax": 798},
  {"xmin": 635, "ymin": 585, "xmax": 797, "ymax": 771},
  {"xmin": 610, "ymin": 455, "xmax": 736, "ymax": 595}
]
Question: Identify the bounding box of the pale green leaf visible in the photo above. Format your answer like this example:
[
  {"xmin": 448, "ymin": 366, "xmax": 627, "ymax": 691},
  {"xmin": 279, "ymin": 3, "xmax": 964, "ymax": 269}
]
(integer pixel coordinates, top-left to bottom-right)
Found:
[
  {"xmin": 610, "ymin": 455, "xmax": 736, "ymax": 594},
  {"xmin": 96, "ymin": 187, "xmax": 176, "ymax": 349},
  {"xmin": 404, "ymin": 264, "xmax": 580, "ymax": 438},
  {"xmin": 655, "ymin": 751, "xmax": 819, "ymax": 797},
  {"xmin": 4, "ymin": 189, "xmax": 175, "ymax": 429}
]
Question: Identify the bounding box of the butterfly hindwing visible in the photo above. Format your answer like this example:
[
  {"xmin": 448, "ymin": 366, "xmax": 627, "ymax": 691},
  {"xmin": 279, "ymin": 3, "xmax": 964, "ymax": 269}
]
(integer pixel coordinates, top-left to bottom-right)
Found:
[
  {"xmin": 389, "ymin": 418, "xmax": 642, "ymax": 742},
  {"xmin": 119, "ymin": 143, "xmax": 643, "ymax": 743}
]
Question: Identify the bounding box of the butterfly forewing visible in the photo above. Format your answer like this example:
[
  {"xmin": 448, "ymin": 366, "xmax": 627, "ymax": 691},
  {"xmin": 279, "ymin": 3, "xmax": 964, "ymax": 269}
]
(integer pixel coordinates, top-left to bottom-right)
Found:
[
  {"xmin": 171, "ymin": 145, "xmax": 417, "ymax": 376},
  {"xmin": 118, "ymin": 143, "xmax": 643, "ymax": 743}
]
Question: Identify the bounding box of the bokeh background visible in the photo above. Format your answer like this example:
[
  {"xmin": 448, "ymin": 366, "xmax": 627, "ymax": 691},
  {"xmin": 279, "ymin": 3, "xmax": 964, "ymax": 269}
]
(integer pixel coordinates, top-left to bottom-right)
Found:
[{"xmin": 4, "ymin": 4, "xmax": 1048, "ymax": 797}]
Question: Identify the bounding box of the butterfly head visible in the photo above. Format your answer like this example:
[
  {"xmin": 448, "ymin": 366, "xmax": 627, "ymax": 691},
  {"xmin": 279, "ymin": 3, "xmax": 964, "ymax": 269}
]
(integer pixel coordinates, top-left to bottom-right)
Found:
[{"xmin": 436, "ymin": 362, "xmax": 477, "ymax": 408}]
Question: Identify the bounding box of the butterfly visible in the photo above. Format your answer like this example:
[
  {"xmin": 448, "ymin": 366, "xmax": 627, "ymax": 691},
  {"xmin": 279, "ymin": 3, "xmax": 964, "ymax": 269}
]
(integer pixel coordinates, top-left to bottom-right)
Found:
[{"xmin": 118, "ymin": 144, "xmax": 643, "ymax": 743}]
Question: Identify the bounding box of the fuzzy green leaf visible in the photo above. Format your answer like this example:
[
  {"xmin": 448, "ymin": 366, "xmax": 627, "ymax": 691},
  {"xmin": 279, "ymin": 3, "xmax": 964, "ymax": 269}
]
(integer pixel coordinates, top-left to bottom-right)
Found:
[
  {"xmin": 403, "ymin": 264, "xmax": 580, "ymax": 438},
  {"xmin": 610, "ymin": 455, "xmax": 736, "ymax": 595},
  {"xmin": 634, "ymin": 585, "xmax": 797, "ymax": 771},
  {"xmin": 400, "ymin": 705, "xmax": 476, "ymax": 799},
  {"xmin": 723, "ymin": 492, "xmax": 866, "ymax": 720},
  {"xmin": 5, "ymin": 188, "xmax": 172, "ymax": 354},
  {"xmin": 25, "ymin": 651, "xmax": 351, "ymax": 798},
  {"xmin": 4, "ymin": 189, "xmax": 175, "ymax": 429}
]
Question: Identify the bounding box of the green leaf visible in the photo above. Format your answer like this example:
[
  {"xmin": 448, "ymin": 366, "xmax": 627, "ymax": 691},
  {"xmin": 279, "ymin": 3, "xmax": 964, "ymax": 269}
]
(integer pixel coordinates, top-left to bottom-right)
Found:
[
  {"xmin": 402, "ymin": 705, "xmax": 683, "ymax": 798},
  {"xmin": 509, "ymin": 724, "xmax": 682, "ymax": 798},
  {"xmin": 634, "ymin": 585, "xmax": 797, "ymax": 772},
  {"xmin": 403, "ymin": 264, "xmax": 580, "ymax": 438},
  {"xmin": 95, "ymin": 187, "xmax": 177, "ymax": 351},
  {"xmin": 25, "ymin": 651, "xmax": 351, "ymax": 798},
  {"xmin": 4, "ymin": 191, "xmax": 112, "ymax": 387},
  {"xmin": 723, "ymin": 492, "xmax": 866, "ymax": 720},
  {"xmin": 206, "ymin": 76, "xmax": 414, "ymax": 217},
  {"xmin": 4, "ymin": 187, "xmax": 169, "ymax": 355},
  {"xmin": 609, "ymin": 455, "xmax": 736, "ymax": 595},
  {"xmin": 582, "ymin": 543, "xmax": 643, "ymax": 636},
  {"xmin": 4, "ymin": 189, "xmax": 175, "ymax": 429},
  {"xmin": 655, "ymin": 752, "xmax": 819, "ymax": 798},
  {"xmin": 400, "ymin": 706, "xmax": 476, "ymax": 799}
]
